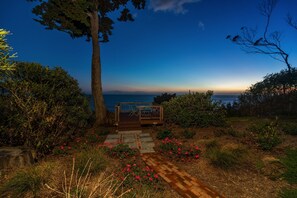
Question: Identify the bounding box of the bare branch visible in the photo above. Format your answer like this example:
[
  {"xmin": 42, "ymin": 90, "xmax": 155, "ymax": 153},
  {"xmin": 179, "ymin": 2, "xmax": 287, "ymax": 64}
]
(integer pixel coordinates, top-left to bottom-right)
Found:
[
  {"xmin": 227, "ymin": 0, "xmax": 292, "ymax": 72},
  {"xmin": 287, "ymin": 14, "xmax": 297, "ymax": 30}
]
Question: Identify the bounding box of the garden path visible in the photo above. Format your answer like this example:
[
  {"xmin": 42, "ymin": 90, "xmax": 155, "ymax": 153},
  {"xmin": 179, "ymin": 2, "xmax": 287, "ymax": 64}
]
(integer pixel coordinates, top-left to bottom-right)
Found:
[{"xmin": 104, "ymin": 131, "xmax": 225, "ymax": 198}]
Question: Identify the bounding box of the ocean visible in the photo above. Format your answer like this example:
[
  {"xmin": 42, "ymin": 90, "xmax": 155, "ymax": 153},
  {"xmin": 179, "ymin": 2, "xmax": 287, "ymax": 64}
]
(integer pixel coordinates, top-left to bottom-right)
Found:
[{"xmin": 89, "ymin": 94, "xmax": 239, "ymax": 112}]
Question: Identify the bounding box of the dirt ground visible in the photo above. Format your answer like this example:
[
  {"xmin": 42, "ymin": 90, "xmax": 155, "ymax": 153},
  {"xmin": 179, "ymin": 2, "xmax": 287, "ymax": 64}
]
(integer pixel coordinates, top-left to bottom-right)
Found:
[
  {"xmin": 1, "ymin": 117, "xmax": 296, "ymax": 198},
  {"xmin": 144, "ymin": 117, "xmax": 297, "ymax": 198}
]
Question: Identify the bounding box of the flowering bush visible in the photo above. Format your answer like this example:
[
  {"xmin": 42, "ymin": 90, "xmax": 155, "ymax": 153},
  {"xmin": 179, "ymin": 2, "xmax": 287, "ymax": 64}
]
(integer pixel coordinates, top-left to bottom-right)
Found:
[
  {"xmin": 157, "ymin": 137, "xmax": 201, "ymax": 161},
  {"xmin": 106, "ymin": 144, "xmax": 139, "ymax": 160},
  {"xmin": 114, "ymin": 158, "xmax": 162, "ymax": 191}
]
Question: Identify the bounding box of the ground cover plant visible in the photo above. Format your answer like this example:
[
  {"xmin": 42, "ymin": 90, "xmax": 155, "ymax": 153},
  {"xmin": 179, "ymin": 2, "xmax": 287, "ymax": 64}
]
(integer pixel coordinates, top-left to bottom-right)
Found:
[
  {"xmin": 0, "ymin": 163, "xmax": 52, "ymax": 197},
  {"xmin": 104, "ymin": 143, "xmax": 165, "ymax": 196},
  {"xmin": 205, "ymin": 140, "xmax": 248, "ymax": 169},
  {"xmin": 281, "ymin": 149, "xmax": 297, "ymax": 184},
  {"xmin": 157, "ymin": 137, "xmax": 201, "ymax": 161},
  {"xmin": 279, "ymin": 188, "xmax": 297, "ymax": 198}
]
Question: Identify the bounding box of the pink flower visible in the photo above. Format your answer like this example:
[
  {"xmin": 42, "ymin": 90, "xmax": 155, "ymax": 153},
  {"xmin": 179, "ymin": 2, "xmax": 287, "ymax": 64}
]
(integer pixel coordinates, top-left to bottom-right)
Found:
[
  {"xmin": 154, "ymin": 174, "xmax": 159, "ymax": 179},
  {"xmin": 195, "ymin": 154, "xmax": 199, "ymax": 159},
  {"xmin": 133, "ymin": 163, "xmax": 137, "ymax": 167},
  {"xmin": 147, "ymin": 173, "xmax": 151, "ymax": 176},
  {"xmin": 195, "ymin": 146, "xmax": 199, "ymax": 150},
  {"xmin": 135, "ymin": 175, "xmax": 141, "ymax": 180},
  {"xmin": 149, "ymin": 177, "xmax": 153, "ymax": 181},
  {"xmin": 60, "ymin": 146, "xmax": 64, "ymax": 150},
  {"xmin": 126, "ymin": 164, "xmax": 131, "ymax": 168},
  {"xmin": 178, "ymin": 148, "xmax": 181, "ymax": 152}
]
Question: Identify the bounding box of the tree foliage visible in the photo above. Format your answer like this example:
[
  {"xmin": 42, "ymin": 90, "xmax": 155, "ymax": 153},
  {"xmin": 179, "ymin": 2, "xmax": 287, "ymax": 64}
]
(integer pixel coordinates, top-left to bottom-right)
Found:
[
  {"xmin": 0, "ymin": 62, "xmax": 92, "ymax": 155},
  {"xmin": 153, "ymin": 92, "xmax": 176, "ymax": 105},
  {"xmin": 0, "ymin": 29, "xmax": 16, "ymax": 72},
  {"xmin": 162, "ymin": 91, "xmax": 226, "ymax": 127},
  {"xmin": 29, "ymin": 0, "xmax": 146, "ymax": 125},
  {"xmin": 230, "ymin": 68, "xmax": 297, "ymax": 116},
  {"xmin": 29, "ymin": 0, "xmax": 145, "ymax": 42}
]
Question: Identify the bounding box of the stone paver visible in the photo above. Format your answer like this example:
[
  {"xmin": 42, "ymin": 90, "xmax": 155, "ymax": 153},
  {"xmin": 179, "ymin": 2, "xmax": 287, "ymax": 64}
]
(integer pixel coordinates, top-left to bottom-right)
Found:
[
  {"xmin": 104, "ymin": 131, "xmax": 155, "ymax": 154},
  {"xmin": 141, "ymin": 153, "xmax": 226, "ymax": 198}
]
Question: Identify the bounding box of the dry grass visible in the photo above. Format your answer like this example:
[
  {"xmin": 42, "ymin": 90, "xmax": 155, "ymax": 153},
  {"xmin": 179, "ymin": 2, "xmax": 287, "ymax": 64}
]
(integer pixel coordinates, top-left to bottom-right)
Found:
[{"xmin": 45, "ymin": 158, "xmax": 130, "ymax": 198}]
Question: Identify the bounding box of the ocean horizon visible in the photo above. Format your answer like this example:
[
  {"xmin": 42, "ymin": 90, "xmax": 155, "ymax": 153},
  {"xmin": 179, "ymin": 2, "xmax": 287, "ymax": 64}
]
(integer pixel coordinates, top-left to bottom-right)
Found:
[{"xmin": 88, "ymin": 94, "xmax": 240, "ymax": 112}]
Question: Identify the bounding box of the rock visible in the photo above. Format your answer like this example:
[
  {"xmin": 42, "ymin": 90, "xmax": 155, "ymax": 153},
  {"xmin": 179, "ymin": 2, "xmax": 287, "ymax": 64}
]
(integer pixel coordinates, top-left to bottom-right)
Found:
[{"xmin": 0, "ymin": 147, "xmax": 34, "ymax": 170}]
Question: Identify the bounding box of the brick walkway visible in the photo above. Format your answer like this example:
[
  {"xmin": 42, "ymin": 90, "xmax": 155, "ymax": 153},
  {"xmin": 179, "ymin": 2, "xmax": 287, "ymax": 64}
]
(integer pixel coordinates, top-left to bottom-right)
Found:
[
  {"xmin": 104, "ymin": 131, "xmax": 225, "ymax": 198},
  {"xmin": 142, "ymin": 153, "xmax": 226, "ymax": 198}
]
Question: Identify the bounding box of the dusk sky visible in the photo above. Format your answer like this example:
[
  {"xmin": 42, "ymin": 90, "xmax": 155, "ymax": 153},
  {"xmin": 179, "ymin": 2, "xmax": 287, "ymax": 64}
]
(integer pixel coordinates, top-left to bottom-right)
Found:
[{"xmin": 1, "ymin": 0, "xmax": 297, "ymax": 94}]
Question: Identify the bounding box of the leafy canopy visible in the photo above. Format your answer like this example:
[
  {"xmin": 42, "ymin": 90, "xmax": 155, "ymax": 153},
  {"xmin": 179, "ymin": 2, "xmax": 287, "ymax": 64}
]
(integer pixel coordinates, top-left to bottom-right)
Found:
[
  {"xmin": 29, "ymin": 0, "xmax": 146, "ymax": 42},
  {"xmin": 0, "ymin": 29, "xmax": 16, "ymax": 72}
]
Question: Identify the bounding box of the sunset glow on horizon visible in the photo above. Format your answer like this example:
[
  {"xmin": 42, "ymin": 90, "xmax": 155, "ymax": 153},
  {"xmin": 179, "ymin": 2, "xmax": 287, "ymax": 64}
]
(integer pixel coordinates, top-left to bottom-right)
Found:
[{"xmin": 1, "ymin": 0, "xmax": 296, "ymax": 95}]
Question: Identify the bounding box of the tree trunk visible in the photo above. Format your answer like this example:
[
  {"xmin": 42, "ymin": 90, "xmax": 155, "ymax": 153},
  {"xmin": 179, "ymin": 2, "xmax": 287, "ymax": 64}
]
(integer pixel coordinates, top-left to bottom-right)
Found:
[{"xmin": 90, "ymin": 11, "xmax": 106, "ymax": 125}]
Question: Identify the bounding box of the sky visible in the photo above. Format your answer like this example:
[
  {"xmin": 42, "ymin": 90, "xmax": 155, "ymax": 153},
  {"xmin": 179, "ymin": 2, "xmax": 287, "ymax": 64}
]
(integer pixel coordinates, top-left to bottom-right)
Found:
[{"xmin": 1, "ymin": 0, "xmax": 297, "ymax": 94}]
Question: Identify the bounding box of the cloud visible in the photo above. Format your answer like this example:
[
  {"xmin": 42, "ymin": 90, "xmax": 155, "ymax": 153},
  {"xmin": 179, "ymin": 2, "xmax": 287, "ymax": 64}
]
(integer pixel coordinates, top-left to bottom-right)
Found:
[
  {"xmin": 198, "ymin": 21, "xmax": 205, "ymax": 31},
  {"xmin": 150, "ymin": 0, "xmax": 201, "ymax": 14}
]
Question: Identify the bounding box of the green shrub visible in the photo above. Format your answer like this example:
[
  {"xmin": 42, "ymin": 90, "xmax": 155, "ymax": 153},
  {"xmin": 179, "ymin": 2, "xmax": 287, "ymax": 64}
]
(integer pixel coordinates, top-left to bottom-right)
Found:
[
  {"xmin": 156, "ymin": 129, "xmax": 173, "ymax": 140},
  {"xmin": 162, "ymin": 91, "xmax": 226, "ymax": 127},
  {"xmin": 153, "ymin": 92, "xmax": 176, "ymax": 104},
  {"xmin": 248, "ymin": 122, "xmax": 282, "ymax": 151},
  {"xmin": 76, "ymin": 148, "xmax": 108, "ymax": 175},
  {"xmin": 281, "ymin": 149, "xmax": 297, "ymax": 184},
  {"xmin": 205, "ymin": 141, "xmax": 247, "ymax": 169},
  {"xmin": 282, "ymin": 123, "xmax": 297, "ymax": 136},
  {"xmin": 0, "ymin": 62, "xmax": 92, "ymax": 155},
  {"xmin": 0, "ymin": 165, "xmax": 51, "ymax": 197},
  {"xmin": 257, "ymin": 123, "xmax": 282, "ymax": 151},
  {"xmin": 279, "ymin": 188, "xmax": 297, "ymax": 198},
  {"xmin": 182, "ymin": 129, "xmax": 196, "ymax": 139}
]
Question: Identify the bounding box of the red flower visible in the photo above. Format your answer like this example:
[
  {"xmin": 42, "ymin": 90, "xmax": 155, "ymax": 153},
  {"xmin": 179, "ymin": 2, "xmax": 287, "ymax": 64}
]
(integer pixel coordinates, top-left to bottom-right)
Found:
[
  {"xmin": 195, "ymin": 154, "xmax": 200, "ymax": 159},
  {"xmin": 60, "ymin": 146, "xmax": 64, "ymax": 150},
  {"xmin": 154, "ymin": 174, "xmax": 159, "ymax": 179},
  {"xmin": 149, "ymin": 177, "xmax": 153, "ymax": 181},
  {"xmin": 135, "ymin": 175, "xmax": 141, "ymax": 180}
]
